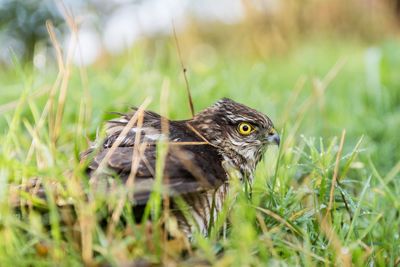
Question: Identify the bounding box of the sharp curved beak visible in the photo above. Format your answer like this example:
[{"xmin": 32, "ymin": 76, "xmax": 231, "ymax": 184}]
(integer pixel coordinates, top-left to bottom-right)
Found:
[{"xmin": 266, "ymin": 132, "xmax": 280, "ymax": 146}]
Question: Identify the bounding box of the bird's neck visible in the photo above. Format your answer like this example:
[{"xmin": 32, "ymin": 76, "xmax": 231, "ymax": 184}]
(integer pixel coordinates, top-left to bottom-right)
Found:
[{"xmin": 221, "ymin": 151, "xmax": 255, "ymax": 184}]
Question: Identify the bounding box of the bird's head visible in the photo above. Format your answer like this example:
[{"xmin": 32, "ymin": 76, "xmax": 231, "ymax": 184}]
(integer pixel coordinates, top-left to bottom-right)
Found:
[{"xmin": 191, "ymin": 98, "xmax": 279, "ymax": 180}]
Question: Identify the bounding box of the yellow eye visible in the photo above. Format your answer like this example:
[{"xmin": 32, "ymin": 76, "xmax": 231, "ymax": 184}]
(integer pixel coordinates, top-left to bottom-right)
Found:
[{"xmin": 238, "ymin": 122, "xmax": 254, "ymax": 135}]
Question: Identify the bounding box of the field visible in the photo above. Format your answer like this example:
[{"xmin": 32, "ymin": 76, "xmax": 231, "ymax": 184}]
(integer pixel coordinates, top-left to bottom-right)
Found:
[{"xmin": 1, "ymin": 18, "xmax": 400, "ymax": 266}]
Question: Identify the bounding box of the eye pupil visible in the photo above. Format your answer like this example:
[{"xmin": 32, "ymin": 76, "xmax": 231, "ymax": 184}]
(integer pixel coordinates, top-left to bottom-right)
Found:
[{"xmin": 238, "ymin": 123, "xmax": 253, "ymax": 135}]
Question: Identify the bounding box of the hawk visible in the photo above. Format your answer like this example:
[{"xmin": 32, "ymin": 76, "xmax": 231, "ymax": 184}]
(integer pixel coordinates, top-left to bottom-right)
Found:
[{"xmin": 81, "ymin": 98, "xmax": 279, "ymax": 237}]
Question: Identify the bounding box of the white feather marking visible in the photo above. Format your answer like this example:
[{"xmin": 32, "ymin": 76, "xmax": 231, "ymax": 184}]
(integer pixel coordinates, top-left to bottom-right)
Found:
[
  {"xmin": 145, "ymin": 134, "xmax": 163, "ymax": 140},
  {"xmin": 129, "ymin": 127, "xmax": 164, "ymax": 141},
  {"xmin": 190, "ymin": 208, "xmax": 208, "ymax": 236}
]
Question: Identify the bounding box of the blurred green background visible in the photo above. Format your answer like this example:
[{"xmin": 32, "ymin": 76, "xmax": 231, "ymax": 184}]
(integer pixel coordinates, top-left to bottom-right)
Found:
[{"xmin": 1, "ymin": 0, "xmax": 399, "ymax": 169}]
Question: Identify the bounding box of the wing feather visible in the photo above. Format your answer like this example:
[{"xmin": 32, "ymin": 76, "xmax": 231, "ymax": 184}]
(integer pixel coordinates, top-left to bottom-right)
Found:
[{"xmin": 82, "ymin": 111, "xmax": 227, "ymax": 206}]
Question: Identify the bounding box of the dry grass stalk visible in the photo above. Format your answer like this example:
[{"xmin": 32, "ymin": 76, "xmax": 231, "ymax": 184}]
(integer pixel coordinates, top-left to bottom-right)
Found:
[
  {"xmin": 326, "ymin": 129, "xmax": 346, "ymax": 220},
  {"xmin": 172, "ymin": 23, "xmax": 194, "ymax": 118}
]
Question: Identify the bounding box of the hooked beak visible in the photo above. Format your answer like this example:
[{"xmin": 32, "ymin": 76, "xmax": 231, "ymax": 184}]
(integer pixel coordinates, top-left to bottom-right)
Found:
[{"xmin": 266, "ymin": 130, "xmax": 280, "ymax": 146}]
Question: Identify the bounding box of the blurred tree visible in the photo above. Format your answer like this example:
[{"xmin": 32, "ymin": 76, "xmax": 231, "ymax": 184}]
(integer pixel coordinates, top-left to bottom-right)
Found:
[
  {"xmin": 396, "ymin": 0, "xmax": 400, "ymax": 21},
  {"xmin": 0, "ymin": 0, "xmax": 64, "ymax": 64}
]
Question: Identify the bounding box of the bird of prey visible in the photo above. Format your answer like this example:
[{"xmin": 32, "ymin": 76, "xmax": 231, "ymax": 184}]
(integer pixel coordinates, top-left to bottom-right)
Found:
[{"xmin": 81, "ymin": 98, "xmax": 279, "ymax": 237}]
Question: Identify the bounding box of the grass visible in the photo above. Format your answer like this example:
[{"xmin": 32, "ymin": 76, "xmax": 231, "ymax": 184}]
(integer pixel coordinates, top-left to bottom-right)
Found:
[{"xmin": 1, "ymin": 35, "xmax": 400, "ymax": 266}]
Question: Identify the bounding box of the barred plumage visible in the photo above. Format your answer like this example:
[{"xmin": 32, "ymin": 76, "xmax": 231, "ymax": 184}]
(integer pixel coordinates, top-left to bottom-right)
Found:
[{"xmin": 81, "ymin": 98, "xmax": 279, "ymax": 238}]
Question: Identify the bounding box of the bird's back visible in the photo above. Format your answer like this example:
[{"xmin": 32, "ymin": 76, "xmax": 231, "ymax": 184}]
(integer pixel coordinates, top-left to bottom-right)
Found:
[{"xmin": 81, "ymin": 109, "xmax": 228, "ymax": 206}]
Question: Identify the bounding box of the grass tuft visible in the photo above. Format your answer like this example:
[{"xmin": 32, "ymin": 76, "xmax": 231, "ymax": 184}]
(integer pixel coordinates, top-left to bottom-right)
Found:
[{"xmin": 0, "ymin": 35, "xmax": 399, "ymax": 265}]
